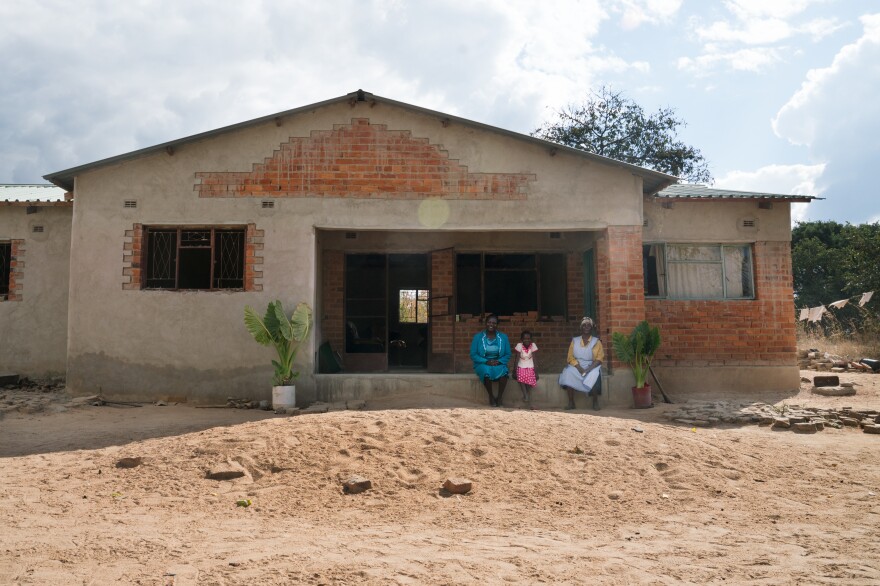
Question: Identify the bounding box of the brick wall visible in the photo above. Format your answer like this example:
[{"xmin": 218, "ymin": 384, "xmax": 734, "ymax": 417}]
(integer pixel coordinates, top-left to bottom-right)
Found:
[
  {"xmin": 3, "ymin": 239, "xmax": 25, "ymax": 301},
  {"xmin": 596, "ymin": 226, "xmax": 646, "ymax": 368},
  {"xmin": 646, "ymin": 241, "xmax": 796, "ymax": 367},
  {"xmin": 122, "ymin": 223, "xmax": 263, "ymax": 291},
  {"xmin": 195, "ymin": 118, "xmax": 536, "ymax": 200}
]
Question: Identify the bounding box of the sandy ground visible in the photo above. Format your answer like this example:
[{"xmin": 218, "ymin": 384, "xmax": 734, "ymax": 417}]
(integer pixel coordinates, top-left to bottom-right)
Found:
[{"xmin": 1, "ymin": 372, "xmax": 879, "ymax": 585}]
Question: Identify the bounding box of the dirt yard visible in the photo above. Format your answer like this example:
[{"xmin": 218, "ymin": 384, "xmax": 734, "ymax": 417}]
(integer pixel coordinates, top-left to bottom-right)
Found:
[{"xmin": 1, "ymin": 372, "xmax": 879, "ymax": 585}]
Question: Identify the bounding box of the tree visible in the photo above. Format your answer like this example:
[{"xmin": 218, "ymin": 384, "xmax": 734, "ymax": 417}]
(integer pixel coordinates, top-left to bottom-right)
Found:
[
  {"xmin": 533, "ymin": 86, "xmax": 712, "ymax": 183},
  {"xmin": 791, "ymin": 220, "xmax": 880, "ymax": 329}
]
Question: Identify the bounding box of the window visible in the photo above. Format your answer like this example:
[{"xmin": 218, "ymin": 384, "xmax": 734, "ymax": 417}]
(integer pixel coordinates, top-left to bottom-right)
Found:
[
  {"xmin": 456, "ymin": 253, "xmax": 566, "ymax": 317},
  {"xmin": 0, "ymin": 242, "xmax": 10, "ymax": 297},
  {"xmin": 399, "ymin": 289, "xmax": 429, "ymax": 323},
  {"xmin": 643, "ymin": 243, "xmax": 754, "ymax": 300},
  {"xmin": 144, "ymin": 227, "xmax": 245, "ymax": 290}
]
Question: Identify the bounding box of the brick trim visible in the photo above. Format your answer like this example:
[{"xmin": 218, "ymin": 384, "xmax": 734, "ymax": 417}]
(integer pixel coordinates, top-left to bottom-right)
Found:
[
  {"xmin": 2, "ymin": 239, "xmax": 25, "ymax": 301},
  {"xmin": 195, "ymin": 118, "xmax": 536, "ymax": 200},
  {"xmin": 122, "ymin": 223, "xmax": 262, "ymax": 291}
]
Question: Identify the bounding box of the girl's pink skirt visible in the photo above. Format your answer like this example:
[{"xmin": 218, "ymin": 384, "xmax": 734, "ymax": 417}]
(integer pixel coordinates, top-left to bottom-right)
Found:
[{"xmin": 516, "ymin": 367, "xmax": 537, "ymax": 387}]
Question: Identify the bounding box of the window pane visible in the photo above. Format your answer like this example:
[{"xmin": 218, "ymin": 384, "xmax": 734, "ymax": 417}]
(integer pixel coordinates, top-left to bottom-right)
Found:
[
  {"xmin": 417, "ymin": 289, "xmax": 429, "ymax": 324},
  {"xmin": 485, "ymin": 270, "xmax": 537, "ymax": 315},
  {"xmin": 456, "ymin": 254, "xmax": 481, "ymax": 315},
  {"xmin": 0, "ymin": 242, "xmax": 10, "ymax": 296},
  {"xmin": 214, "ymin": 230, "xmax": 245, "ymax": 289},
  {"xmin": 643, "ymin": 244, "xmax": 666, "ymax": 297},
  {"xmin": 485, "ymin": 254, "xmax": 535, "ymax": 269},
  {"xmin": 724, "ymin": 245, "xmax": 753, "ymax": 298},
  {"xmin": 346, "ymin": 254, "xmax": 386, "ymax": 299},
  {"xmin": 180, "ymin": 230, "xmax": 211, "ymax": 247},
  {"xmin": 178, "ymin": 248, "xmax": 212, "ymax": 289},
  {"xmin": 667, "ymin": 245, "xmax": 721, "ymax": 262},
  {"xmin": 667, "ymin": 262, "xmax": 723, "ymax": 299},
  {"xmin": 539, "ymin": 254, "xmax": 565, "ymax": 316},
  {"xmin": 145, "ymin": 230, "xmax": 177, "ymax": 289},
  {"xmin": 399, "ymin": 289, "xmax": 417, "ymax": 323}
]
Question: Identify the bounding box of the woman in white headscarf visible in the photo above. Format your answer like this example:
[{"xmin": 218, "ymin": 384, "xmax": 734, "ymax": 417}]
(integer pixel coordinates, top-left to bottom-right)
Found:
[{"xmin": 557, "ymin": 317, "xmax": 604, "ymax": 410}]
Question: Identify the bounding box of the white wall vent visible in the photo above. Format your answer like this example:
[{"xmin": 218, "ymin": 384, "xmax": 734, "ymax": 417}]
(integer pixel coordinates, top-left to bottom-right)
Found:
[
  {"xmin": 261, "ymin": 200, "xmax": 275, "ymax": 209},
  {"xmin": 32, "ymin": 225, "xmax": 44, "ymax": 233},
  {"xmin": 123, "ymin": 200, "xmax": 137, "ymax": 209}
]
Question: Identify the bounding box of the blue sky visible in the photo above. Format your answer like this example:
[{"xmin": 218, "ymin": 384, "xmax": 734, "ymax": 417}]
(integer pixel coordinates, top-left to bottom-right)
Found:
[{"xmin": 1, "ymin": 0, "xmax": 877, "ymax": 223}]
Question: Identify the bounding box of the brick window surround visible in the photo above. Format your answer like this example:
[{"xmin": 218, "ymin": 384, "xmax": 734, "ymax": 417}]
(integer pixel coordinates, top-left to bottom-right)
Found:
[
  {"xmin": 0, "ymin": 239, "xmax": 25, "ymax": 301},
  {"xmin": 195, "ymin": 118, "xmax": 536, "ymax": 200},
  {"xmin": 122, "ymin": 223, "xmax": 263, "ymax": 291}
]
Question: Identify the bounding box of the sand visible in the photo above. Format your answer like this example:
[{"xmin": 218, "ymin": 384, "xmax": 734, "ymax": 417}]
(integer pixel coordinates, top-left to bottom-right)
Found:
[{"xmin": 1, "ymin": 371, "xmax": 879, "ymax": 585}]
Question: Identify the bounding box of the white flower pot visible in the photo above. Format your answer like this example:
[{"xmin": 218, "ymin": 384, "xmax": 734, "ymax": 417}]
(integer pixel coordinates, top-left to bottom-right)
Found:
[{"xmin": 272, "ymin": 385, "xmax": 296, "ymax": 410}]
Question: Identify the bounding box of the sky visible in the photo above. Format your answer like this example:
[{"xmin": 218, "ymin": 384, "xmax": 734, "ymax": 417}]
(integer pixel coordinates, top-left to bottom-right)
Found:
[{"xmin": 1, "ymin": 0, "xmax": 878, "ymax": 224}]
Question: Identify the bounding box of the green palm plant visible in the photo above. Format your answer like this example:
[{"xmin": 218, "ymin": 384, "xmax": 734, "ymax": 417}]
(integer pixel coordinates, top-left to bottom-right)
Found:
[
  {"xmin": 244, "ymin": 301, "xmax": 313, "ymax": 386},
  {"xmin": 611, "ymin": 320, "xmax": 661, "ymax": 388}
]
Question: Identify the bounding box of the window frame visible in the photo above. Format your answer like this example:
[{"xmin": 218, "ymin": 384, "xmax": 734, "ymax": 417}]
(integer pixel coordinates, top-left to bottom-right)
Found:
[
  {"xmin": 455, "ymin": 251, "xmax": 568, "ymax": 318},
  {"xmin": 643, "ymin": 242, "xmax": 755, "ymax": 301},
  {"xmin": 0, "ymin": 241, "xmax": 11, "ymax": 299},
  {"xmin": 142, "ymin": 225, "xmax": 247, "ymax": 291}
]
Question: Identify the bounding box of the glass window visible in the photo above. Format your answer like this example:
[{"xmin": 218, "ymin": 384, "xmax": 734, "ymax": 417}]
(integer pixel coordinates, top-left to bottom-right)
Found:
[
  {"xmin": 144, "ymin": 227, "xmax": 245, "ymax": 290},
  {"xmin": 645, "ymin": 243, "xmax": 754, "ymax": 300},
  {"xmin": 455, "ymin": 252, "xmax": 567, "ymax": 317},
  {"xmin": 399, "ymin": 289, "xmax": 429, "ymax": 324}
]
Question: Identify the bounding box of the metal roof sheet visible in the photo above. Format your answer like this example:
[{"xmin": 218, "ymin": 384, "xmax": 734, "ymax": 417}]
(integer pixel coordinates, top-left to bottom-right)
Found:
[
  {"xmin": 0, "ymin": 184, "xmax": 68, "ymax": 203},
  {"xmin": 44, "ymin": 90, "xmax": 677, "ymax": 196},
  {"xmin": 656, "ymin": 183, "xmax": 818, "ymax": 202}
]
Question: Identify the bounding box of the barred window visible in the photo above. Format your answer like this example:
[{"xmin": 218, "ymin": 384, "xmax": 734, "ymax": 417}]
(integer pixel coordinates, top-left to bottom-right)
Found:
[
  {"xmin": 144, "ymin": 227, "xmax": 245, "ymax": 290},
  {"xmin": 0, "ymin": 241, "xmax": 10, "ymax": 297},
  {"xmin": 456, "ymin": 253, "xmax": 566, "ymax": 317}
]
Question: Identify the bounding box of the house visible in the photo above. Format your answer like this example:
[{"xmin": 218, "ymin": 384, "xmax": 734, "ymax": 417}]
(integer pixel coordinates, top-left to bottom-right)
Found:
[
  {"xmin": 0, "ymin": 185, "xmax": 71, "ymax": 378},
  {"xmin": 12, "ymin": 90, "xmax": 815, "ymax": 406}
]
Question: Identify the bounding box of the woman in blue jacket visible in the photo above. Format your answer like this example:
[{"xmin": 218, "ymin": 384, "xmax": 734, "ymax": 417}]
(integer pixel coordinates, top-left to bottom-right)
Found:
[{"xmin": 470, "ymin": 314, "xmax": 511, "ymax": 407}]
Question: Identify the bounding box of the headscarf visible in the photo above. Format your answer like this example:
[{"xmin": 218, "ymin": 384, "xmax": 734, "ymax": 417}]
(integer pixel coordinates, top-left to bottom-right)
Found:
[{"xmin": 580, "ymin": 317, "xmax": 594, "ymax": 329}]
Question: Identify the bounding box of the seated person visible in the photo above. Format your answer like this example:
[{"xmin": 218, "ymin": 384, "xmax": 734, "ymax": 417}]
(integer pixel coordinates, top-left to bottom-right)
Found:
[
  {"xmin": 558, "ymin": 317, "xmax": 604, "ymax": 411},
  {"xmin": 470, "ymin": 314, "xmax": 511, "ymax": 407}
]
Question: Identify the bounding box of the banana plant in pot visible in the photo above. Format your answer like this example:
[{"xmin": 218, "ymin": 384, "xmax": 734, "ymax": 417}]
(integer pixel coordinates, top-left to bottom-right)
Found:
[
  {"xmin": 244, "ymin": 300, "xmax": 313, "ymax": 410},
  {"xmin": 611, "ymin": 320, "xmax": 661, "ymax": 409}
]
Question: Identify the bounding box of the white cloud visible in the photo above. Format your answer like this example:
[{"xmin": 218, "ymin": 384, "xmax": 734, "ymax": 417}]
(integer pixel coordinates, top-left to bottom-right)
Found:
[
  {"xmin": 723, "ymin": 0, "xmax": 824, "ymax": 20},
  {"xmin": 715, "ymin": 163, "xmax": 825, "ymax": 224},
  {"xmin": 612, "ymin": 0, "xmax": 683, "ymax": 30},
  {"xmin": 678, "ymin": 47, "xmax": 783, "ymax": 73}
]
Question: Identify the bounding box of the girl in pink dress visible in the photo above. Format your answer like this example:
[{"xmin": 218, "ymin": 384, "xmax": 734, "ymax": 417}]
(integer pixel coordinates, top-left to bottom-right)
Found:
[{"xmin": 514, "ymin": 330, "xmax": 539, "ymax": 410}]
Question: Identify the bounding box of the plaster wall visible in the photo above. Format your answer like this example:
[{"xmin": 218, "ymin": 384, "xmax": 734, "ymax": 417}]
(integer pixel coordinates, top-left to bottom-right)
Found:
[
  {"xmin": 643, "ymin": 197, "xmax": 792, "ymax": 242},
  {"xmin": 65, "ymin": 100, "xmax": 646, "ymax": 402},
  {"xmin": 0, "ymin": 206, "xmax": 71, "ymax": 377}
]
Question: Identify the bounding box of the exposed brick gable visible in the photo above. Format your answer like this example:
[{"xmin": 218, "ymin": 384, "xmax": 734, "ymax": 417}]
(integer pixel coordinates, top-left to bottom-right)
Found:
[{"xmin": 195, "ymin": 118, "xmax": 536, "ymax": 200}]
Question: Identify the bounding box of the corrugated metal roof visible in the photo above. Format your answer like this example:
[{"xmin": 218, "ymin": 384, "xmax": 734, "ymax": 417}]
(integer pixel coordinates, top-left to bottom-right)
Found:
[
  {"xmin": 0, "ymin": 184, "xmax": 68, "ymax": 204},
  {"xmin": 656, "ymin": 183, "xmax": 818, "ymax": 202},
  {"xmin": 44, "ymin": 89, "xmax": 677, "ymax": 196}
]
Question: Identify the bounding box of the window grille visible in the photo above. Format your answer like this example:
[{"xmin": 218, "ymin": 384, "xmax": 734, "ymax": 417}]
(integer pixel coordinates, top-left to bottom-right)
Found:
[{"xmin": 144, "ymin": 227, "xmax": 245, "ymax": 290}]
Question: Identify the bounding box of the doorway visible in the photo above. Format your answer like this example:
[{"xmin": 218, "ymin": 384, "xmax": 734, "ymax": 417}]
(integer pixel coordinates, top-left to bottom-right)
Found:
[{"xmin": 344, "ymin": 253, "xmax": 429, "ymax": 372}]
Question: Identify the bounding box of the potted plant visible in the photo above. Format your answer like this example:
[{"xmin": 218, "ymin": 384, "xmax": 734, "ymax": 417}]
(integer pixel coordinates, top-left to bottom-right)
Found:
[
  {"xmin": 611, "ymin": 320, "xmax": 661, "ymax": 408},
  {"xmin": 244, "ymin": 300, "xmax": 313, "ymax": 409}
]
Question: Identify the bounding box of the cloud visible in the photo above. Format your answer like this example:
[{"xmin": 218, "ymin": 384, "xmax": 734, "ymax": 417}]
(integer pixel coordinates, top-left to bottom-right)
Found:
[
  {"xmin": 771, "ymin": 14, "xmax": 880, "ymax": 223},
  {"xmin": 1, "ymin": 0, "xmax": 664, "ymax": 183},
  {"xmin": 611, "ymin": 0, "xmax": 683, "ymax": 30},
  {"xmin": 715, "ymin": 163, "xmax": 826, "ymax": 223},
  {"xmin": 679, "ymin": 0, "xmax": 838, "ymax": 75},
  {"xmin": 678, "ymin": 47, "xmax": 783, "ymax": 73}
]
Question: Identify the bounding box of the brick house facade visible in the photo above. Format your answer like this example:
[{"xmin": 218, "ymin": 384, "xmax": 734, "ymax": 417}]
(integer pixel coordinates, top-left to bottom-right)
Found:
[{"xmin": 32, "ymin": 90, "xmax": 813, "ymax": 405}]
